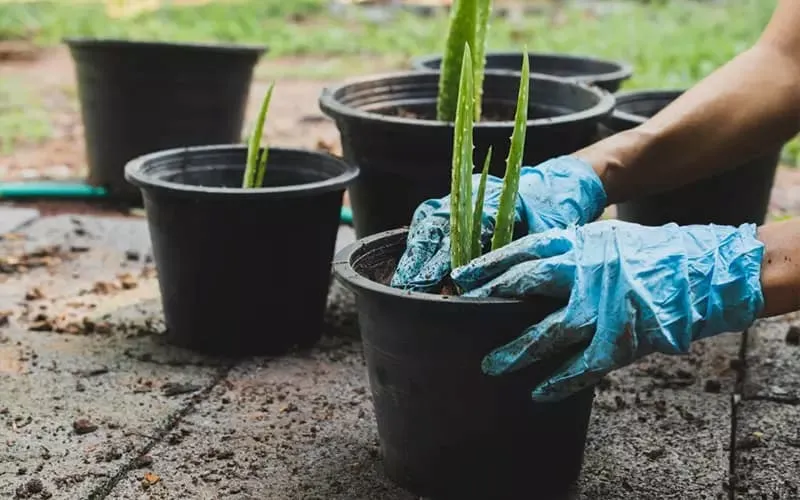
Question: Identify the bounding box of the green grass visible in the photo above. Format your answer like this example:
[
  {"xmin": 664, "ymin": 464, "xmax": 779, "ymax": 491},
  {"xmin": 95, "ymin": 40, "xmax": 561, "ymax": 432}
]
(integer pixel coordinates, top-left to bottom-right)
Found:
[
  {"xmin": 0, "ymin": 0, "xmax": 793, "ymax": 161},
  {"xmin": 0, "ymin": 78, "xmax": 52, "ymax": 154}
]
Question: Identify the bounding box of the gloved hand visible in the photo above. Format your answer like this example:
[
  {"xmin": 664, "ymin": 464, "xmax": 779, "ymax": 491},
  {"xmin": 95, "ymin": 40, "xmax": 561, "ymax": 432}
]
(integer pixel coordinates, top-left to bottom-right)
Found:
[
  {"xmin": 391, "ymin": 156, "xmax": 607, "ymax": 291},
  {"xmin": 451, "ymin": 219, "xmax": 765, "ymax": 402}
]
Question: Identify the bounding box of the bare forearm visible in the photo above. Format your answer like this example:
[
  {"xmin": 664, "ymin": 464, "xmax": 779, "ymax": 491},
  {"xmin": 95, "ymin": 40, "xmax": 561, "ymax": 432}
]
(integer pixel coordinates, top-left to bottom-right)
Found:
[
  {"xmin": 576, "ymin": 1, "xmax": 800, "ymax": 205},
  {"xmin": 758, "ymin": 218, "xmax": 800, "ymax": 318}
]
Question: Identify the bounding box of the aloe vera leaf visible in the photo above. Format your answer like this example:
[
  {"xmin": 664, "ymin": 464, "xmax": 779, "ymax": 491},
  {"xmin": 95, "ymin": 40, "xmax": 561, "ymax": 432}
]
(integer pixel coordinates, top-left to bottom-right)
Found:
[
  {"xmin": 491, "ymin": 48, "xmax": 530, "ymax": 251},
  {"xmin": 437, "ymin": 0, "xmax": 478, "ymax": 122},
  {"xmin": 450, "ymin": 43, "xmax": 476, "ymax": 270},
  {"xmin": 242, "ymin": 82, "xmax": 275, "ymax": 188},
  {"xmin": 254, "ymin": 146, "xmax": 269, "ymax": 188},
  {"xmin": 470, "ymin": 146, "xmax": 492, "ymax": 260},
  {"xmin": 473, "ymin": 0, "xmax": 491, "ymax": 121}
]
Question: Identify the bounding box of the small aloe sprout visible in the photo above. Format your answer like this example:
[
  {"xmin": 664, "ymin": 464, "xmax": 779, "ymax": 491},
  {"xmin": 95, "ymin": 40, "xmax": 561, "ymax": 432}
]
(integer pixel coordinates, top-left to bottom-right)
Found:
[
  {"xmin": 490, "ymin": 48, "xmax": 529, "ymax": 251},
  {"xmin": 471, "ymin": 146, "xmax": 492, "ymax": 260},
  {"xmin": 242, "ymin": 82, "xmax": 275, "ymax": 188},
  {"xmin": 437, "ymin": 0, "xmax": 491, "ymax": 122},
  {"xmin": 449, "ymin": 44, "xmax": 477, "ymax": 270}
]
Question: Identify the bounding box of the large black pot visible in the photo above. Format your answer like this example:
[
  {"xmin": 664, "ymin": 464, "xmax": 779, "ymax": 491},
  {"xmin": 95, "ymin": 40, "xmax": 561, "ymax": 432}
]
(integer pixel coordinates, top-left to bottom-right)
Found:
[
  {"xmin": 601, "ymin": 90, "xmax": 781, "ymax": 226},
  {"xmin": 413, "ymin": 51, "xmax": 633, "ymax": 93},
  {"xmin": 319, "ymin": 70, "xmax": 614, "ymax": 238},
  {"xmin": 333, "ymin": 228, "xmax": 594, "ymax": 499},
  {"xmin": 67, "ymin": 38, "xmax": 266, "ymax": 204},
  {"xmin": 125, "ymin": 145, "xmax": 358, "ymax": 356}
]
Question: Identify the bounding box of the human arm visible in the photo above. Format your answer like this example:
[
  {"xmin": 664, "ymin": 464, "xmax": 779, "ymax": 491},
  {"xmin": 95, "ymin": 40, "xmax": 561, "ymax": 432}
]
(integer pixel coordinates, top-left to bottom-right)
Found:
[
  {"xmin": 758, "ymin": 217, "xmax": 800, "ymax": 317},
  {"xmin": 451, "ymin": 217, "xmax": 800, "ymax": 401},
  {"xmin": 393, "ymin": 0, "xmax": 800, "ymax": 291},
  {"xmin": 578, "ymin": 0, "xmax": 800, "ymax": 204}
]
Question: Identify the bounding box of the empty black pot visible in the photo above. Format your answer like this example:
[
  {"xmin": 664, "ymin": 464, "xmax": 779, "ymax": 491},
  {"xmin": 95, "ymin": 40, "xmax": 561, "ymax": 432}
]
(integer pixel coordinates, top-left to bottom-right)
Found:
[
  {"xmin": 413, "ymin": 51, "xmax": 633, "ymax": 93},
  {"xmin": 333, "ymin": 228, "xmax": 594, "ymax": 499},
  {"xmin": 601, "ymin": 90, "xmax": 781, "ymax": 226},
  {"xmin": 125, "ymin": 145, "xmax": 358, "ymax": 356},
  {"xmin": 66, "ymin": 38, "xmax": 266, "ymax": 204},
  {"xmin": 319, "ymin": 70, "xmax": 614, "ymax": 238}
]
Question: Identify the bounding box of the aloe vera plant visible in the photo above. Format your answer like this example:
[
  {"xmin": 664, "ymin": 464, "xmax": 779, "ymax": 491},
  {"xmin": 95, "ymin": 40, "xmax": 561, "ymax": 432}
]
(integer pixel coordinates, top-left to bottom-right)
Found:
[
  {"xmin": 491, "ymin": 49, "xmax": 529, "ymax": 250},
  {"xmin": 437, "ymin": 0, "xmax": 491, "ymax": 122},
  {"xmin": 242, "ymin": 82, "xmax": 275, "ymax": 188},
  {"xmin": 449, "ymin": 43, "xmax": 530, "ymax": 274}
]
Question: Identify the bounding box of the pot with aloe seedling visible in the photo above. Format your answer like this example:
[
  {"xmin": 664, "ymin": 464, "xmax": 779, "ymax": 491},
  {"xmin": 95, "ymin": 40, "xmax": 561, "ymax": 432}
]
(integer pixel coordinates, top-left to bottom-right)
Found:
[
  {"xmin": 319, "ymin": 0, "xmax": 614, "ymax": 239},
  {"xmin": 413, "ymin": 51, "xmax": 633, "ymax": 93},
  {"xmin": 125, "ymin": 84, "xmax": 359, "ymax": 356},
  {"xmin": 334, "ymin": 47, "xmax": 594, "ymax": 499},
  {"xmin": 66, "ymin": 38, "xmax": 266, "ymax": 204},
  {"xmin": 600, "ymin": 90, "xmax": 781, "ymax": 226}
]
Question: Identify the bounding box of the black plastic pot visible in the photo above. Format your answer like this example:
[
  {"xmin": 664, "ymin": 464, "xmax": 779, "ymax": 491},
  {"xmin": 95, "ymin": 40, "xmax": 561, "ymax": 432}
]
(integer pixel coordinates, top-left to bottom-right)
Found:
[
  {"xmin": 413, "ymin": 51, "xmax": 633, "ymax": 93},
  {"xmin": 600, "ymin": 90, "xmax": 781, "ymax": 226},
  {"xmin": 125, "ymin": 145, "xmax": 358, "ymax": 356},
  {"xmin": 333, "ymin": 228, "xmax": 595, "ymax": 499},
  {"xmin": 319, "ymin": 70, "xmax": 614, "ymax": 238},
  {"xmin": 66, "ymin": 38, "xmax": 266, "ymax": 204}
]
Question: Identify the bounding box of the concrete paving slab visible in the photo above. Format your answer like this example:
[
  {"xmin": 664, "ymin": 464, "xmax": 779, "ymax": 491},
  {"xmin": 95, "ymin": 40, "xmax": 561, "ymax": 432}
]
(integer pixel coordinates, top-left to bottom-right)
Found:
[
  {"xmin": 0, "ymin": 214, "xmax": 366, "ymax": 499},
  {"xmin": 0, "ymin": 214, "xmax": 223, "ymax": 499},
  {"xmin": 742, "ymin": 315, "xmax": 800, "ymax": 401},
  {"xmin": 108, "ymin": 336, "xmax": 415, "ymax": 500},
  {"xmin": 1, "ymin": 213, "xmax": 761, "ymax": 499},
  {"xmin": 0, "ymin": 206, "xmax": 40, "ymax": 234},
  {"xmin": 734, "ymin": 400, "xmax": 800, "ymax": 498},
  {"xmin": 578, "ymin": 333, "xmax": 742, "ymax": 499}
]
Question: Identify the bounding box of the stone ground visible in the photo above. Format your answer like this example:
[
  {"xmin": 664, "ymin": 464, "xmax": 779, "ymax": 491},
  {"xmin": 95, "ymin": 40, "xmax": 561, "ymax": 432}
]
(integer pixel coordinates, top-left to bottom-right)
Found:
[{"xmin": 0, "ymin": 206, "xmax": 798, "ymax": 500}]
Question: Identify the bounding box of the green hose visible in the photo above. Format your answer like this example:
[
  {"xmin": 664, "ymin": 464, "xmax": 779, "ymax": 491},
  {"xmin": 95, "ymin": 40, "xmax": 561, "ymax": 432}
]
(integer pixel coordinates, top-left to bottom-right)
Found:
[{"xmin": 0, "ymin": 182, "xmax": 354, "ymax": 225}]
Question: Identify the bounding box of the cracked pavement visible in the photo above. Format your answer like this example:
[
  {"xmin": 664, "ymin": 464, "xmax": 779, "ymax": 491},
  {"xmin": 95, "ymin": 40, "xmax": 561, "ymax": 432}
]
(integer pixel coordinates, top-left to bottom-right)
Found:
[{"xmin": 0, "ymin": 206, "xmax": 797, "ymax": 499}]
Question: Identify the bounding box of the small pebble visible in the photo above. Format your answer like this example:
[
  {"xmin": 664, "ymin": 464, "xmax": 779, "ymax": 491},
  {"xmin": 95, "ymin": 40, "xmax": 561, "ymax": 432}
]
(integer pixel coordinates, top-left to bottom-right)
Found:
[
  {"xmin": 704, "ymin": 379, "xmax": 722, "ymax": 393},
  {"xmin": 23, "ymin": 478, "xmax": 42, "ymax": 494},
  {"xmin": 133, "ymin": 455, "xmax": 153, "ymax": 469},
  {"xmin": 786, "ymin": 325, "xmax": 800, "ymax": 346},
  {"xmin": 73, "ymin": 418, "xmax": 98, "ymax": 435}
]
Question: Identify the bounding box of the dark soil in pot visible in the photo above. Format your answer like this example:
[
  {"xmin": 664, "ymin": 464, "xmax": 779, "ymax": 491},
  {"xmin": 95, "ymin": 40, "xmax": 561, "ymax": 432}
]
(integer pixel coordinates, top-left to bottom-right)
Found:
[
  {"xmin": 413, "ymin": 51, "xmax": 633, "ymax": 92},
  {"xmin": 333, "ymin": 228, "xmax": 595, "ymax": 499},
  {"xmin": 125, "ymin": 145, "xmax": 358, "ymax": 356},
  {"xmin": 320, "ymin": 70, "xmax": 614, "ymax": 239},
  {"xmin": 66, "ymin": 38, "xmax": 266, "ymax": 205},
  {"xmin": 600, "ymin": 90, "xmax": 781, "ymax": 226}
]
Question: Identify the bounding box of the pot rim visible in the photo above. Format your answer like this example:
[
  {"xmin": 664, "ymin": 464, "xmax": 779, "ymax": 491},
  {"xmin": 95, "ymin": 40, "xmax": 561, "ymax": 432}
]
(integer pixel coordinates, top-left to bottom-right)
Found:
[
  {"xmin": 610, "ymin": 88, "xmax": 684, "ymax": 125},
  {"xmin": 319, "ymin": 70, "xmax": 616, "ymax": 129},
  {"xmin": 63, "ymin": 37, "xmax": 268, "ymax": 56},
  {"xmin": 412, "ymin": 51, "xmax": 633, "ymax": 84},
  {"xmin": 124, "ymin": 144, "xmax": 359, "ymax": 200},
  {"xmin": 333, "ymin": 228, "xmax": 522, "ymax": 305}
]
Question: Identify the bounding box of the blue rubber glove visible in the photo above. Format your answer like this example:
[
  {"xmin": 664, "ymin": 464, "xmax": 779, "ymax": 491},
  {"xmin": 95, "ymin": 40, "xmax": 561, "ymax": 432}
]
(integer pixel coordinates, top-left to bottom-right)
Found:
[
  {"xmin": 391, "ymin": 156, "xmax": 607, "ymax": 291},
  {"xmin": 451, "ymin": 219, "xmax": 765, "ymax": 402}
]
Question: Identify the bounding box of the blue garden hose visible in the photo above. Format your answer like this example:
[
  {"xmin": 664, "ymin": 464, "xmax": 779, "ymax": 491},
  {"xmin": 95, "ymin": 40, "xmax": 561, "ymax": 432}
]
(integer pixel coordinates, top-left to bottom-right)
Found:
[{"xmin": 0, "ymin": 182, "xmax": 354, "ymax": 225}]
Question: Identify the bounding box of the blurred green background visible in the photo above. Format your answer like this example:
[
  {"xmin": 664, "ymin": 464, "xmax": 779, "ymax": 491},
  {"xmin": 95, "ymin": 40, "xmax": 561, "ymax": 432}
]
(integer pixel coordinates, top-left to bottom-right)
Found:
[{"xmin": 1, "ymin": 0, "xmax": 794, "ymax": 162}]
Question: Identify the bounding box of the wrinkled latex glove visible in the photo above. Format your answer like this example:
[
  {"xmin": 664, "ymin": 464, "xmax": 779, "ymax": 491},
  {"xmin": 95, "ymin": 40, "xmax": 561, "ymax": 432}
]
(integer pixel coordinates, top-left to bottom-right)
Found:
[
  {"xmin": 391, "ymin": 156, "xmax": 606, "ymax": 291},
  {"xmin": 451, "ymin": 219, "xmax": 765, "ymax": 402}
]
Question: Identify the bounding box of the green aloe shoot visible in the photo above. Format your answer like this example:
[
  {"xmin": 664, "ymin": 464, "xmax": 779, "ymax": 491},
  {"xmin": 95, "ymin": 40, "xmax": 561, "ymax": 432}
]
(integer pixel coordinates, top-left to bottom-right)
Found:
[
  {"xmin": 449, "ymin": 43, "xmax": 476, "ymax": 270},
  {"xmin": 470, "ymin": 146, "xmax": 492, "ymax": 260},
  {"xmin": 473, "ymin": 0, "xmax": 491, "ymax": 119},
  {"xmin": 490, "ymin": 48, "xmax": 529, "ymax": 251},
  {"xmin": 242, "ymin": 82, "xmax": 275, "ymax": 188},
  {"xmin": 436, "ymin": 0, "xmax": 491, "ymax": 123}
]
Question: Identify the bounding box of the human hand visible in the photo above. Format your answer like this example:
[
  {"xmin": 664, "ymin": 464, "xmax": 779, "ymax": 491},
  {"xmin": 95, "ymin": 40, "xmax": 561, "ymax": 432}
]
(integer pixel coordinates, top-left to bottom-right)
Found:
[
  {"xmin": 451, "ymin": 219, "xmax": 765, "ymax": 402},
  {"xmin": 390, "ymin": 156, "xmax": 607, "ymax": 292}
]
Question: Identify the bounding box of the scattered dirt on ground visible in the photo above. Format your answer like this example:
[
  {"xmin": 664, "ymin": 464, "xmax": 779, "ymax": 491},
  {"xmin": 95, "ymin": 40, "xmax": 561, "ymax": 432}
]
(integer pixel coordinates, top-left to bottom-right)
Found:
[{"xmin": 0, "ymin": 244, "xmax": 77, "ymax": 275}]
